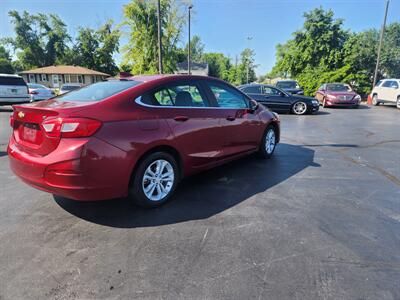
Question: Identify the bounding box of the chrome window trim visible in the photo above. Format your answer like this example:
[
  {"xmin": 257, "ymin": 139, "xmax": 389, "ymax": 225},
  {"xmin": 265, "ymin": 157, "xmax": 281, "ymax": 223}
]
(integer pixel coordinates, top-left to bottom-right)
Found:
[{"xmin": 135, "ymin": 96, "xmax": 250, "ymax": 110}]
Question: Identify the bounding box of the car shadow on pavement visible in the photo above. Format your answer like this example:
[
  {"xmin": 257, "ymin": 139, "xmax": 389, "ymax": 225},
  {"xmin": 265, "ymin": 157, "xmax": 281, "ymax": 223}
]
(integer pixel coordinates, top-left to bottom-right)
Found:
[
  {"xmin": 54, "ymin": 143, "xmax": 318, "ymax": 228},
  {"xmin": 314, "ymin": 111, "xmax": 330, "ymax": 115},
  {"xmin": 0, "ymin": 151, "xmax": 7, "ymax": 158}
]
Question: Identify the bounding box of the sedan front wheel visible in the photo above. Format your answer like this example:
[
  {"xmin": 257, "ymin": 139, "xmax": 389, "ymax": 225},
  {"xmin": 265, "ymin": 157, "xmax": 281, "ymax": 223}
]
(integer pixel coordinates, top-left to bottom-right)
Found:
[
  {"xmin": 258, "ymin": 125, "xmax": 277, "ymax": 159},
  {"xmin": 292, "ymin": 101, "xmax": 308, "ymax": 115}
]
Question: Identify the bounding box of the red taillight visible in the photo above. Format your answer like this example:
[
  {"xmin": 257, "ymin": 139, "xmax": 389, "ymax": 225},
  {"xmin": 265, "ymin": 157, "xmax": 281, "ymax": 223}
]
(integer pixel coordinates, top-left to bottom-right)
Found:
[
  {"xmin": 29, "ymin": 90, "xmax": 38, "ymax": 94},
  {"xmin": 41, "ymin": 117, "xmax": 102, "ymax": 138}
]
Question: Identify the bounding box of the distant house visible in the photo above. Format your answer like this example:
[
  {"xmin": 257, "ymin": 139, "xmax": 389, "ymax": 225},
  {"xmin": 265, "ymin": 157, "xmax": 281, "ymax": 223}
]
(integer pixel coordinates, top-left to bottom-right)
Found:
[
  {"xmin": 19, "ymin": 65, "xmax": 110, "ymax": 88},
  {"xmin": 175, "ymin": 62, "xmax": 209, "ymax": 76}
]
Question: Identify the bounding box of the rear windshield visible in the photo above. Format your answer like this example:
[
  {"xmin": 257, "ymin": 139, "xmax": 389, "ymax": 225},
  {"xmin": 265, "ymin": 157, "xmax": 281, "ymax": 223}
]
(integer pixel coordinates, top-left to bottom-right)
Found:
[
  {"xmin": 61, "ymin": 85, "xmax": 80, "ymax": 91},
  {"xmin": 0, "ymin": 76, "xmax": 26, "ymax": 86},
  {"xmin": 276, "ymin": 81, "xmax": 299, "ymax": 89},
  {"xmin": 326, "ymin": 84, "xmax": 351, "ymax": 92},
  {"xmin": 28, "ymin": 83, "xmax": 46, "ymax": 89},
  {"xmin": 56, "ymin": 80, "xmax": 142, "ymax": 102}
]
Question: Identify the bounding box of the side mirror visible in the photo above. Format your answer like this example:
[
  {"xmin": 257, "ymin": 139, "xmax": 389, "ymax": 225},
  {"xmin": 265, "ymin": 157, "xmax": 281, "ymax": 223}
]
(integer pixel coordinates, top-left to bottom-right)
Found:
[
  {"xmin": 249, "ymin": 99, "xmax": 259, "ymax": 112},
  {"xmin": 280, "ymin": 92, "xmax": 286, "ymax": 97}
]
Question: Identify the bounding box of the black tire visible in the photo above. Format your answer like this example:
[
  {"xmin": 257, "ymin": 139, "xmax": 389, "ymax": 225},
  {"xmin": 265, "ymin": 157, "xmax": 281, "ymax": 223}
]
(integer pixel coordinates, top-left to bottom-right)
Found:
[
  {"xmin": 372, "ymin": 94, "xmax": 380, "ymax": 106},
  {"xmin": 397, "ymin": 97, "xmax": 400, "ymax": 109},
  {"xmin": 258, "ymin": 125, "xmax": 277, "ymax": 159},
  {"xmin": 292, "ymin": 101, "xmax": 308, "ymax": 115},
  {"xmin": 353, "ymin": 104, "xmax": 359, "ymax": 109},
  {"xmin": 129, "ymin": 152, "xmax": 179, "ymax": 208}
]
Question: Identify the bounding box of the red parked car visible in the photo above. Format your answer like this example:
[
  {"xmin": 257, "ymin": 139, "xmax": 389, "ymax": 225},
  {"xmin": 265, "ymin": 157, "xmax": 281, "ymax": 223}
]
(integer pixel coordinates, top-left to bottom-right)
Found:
[
  {"xmin": 8, "ymin": 75, "xmax": 280, "ymax": 207},
  {"xmin": 315, "ymin": 83, "xmax": 361, "ymax": 108}
]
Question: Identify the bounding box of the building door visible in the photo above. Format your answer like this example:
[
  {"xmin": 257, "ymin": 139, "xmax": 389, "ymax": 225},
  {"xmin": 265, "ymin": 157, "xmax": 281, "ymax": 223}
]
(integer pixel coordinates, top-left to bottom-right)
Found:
[
  {"xmin": 29, "ymin": 74, "xmax": 36, "ymax": 83},
  {"xmin": 52, "ymin": 74, "xmax": 59, "ymax": 88}
]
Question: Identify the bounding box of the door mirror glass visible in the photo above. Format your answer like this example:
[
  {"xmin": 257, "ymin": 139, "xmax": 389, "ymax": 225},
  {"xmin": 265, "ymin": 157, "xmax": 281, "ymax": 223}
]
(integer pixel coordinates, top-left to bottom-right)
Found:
[{"xmin": 249, "ymin": 99, "xmax": 259, "ymax": 112}]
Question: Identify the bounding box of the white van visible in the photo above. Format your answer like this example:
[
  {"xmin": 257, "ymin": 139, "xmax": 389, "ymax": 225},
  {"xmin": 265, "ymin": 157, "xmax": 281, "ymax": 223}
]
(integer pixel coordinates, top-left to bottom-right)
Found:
[{"xmin": 0, "ymin": 74, "xmax": 30, "ymax": 105}]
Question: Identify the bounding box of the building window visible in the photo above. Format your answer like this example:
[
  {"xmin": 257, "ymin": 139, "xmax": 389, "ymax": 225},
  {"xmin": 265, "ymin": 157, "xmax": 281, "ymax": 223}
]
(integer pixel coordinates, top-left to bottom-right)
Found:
[
  {"xmin": 41, "ymin": 74, "xmax": 47, "ymax": 82},
  {"xmin": 29, "ymin": 74, "xmax": 36, "ymax": 83},
  {"xmin": 64, "ymin": 74, "xmax": 71, "ymax": 83}
]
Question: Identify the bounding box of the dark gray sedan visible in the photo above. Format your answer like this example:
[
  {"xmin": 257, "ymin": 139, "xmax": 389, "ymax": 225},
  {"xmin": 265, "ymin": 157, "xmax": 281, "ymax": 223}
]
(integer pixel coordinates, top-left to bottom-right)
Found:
[{"xmin": 238, "ymin": 84, "xmax": 319, "ymax": 115}]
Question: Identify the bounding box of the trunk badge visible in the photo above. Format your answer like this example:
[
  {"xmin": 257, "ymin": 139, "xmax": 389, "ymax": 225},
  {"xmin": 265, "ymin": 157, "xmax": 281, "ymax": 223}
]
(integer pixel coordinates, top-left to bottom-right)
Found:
[{"xmin": 18, "ymin": 111, "xmax": 25, "ymax": 118}]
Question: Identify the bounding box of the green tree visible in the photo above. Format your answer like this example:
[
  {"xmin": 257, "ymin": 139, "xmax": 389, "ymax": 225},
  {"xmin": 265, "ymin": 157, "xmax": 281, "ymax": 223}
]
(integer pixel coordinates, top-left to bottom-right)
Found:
[
  {"xmin": 272, "ymin": 7, "xmax": 347, "ymax": 78},
  {"xmin": 203, "ymin": 52, "xmax": 231, "ymax": 80},
  {"xmin": 122, "ymin": 0, "xmax": 186, "ymax": 74},
  {"xmin": 227, "ymin": 48, "xmax": 257, "ymax": 85},
  {"xmin": 63, "ymin": 21, "xmax": 120, "ymax": 75},
  {"xmin": 381, "ymin": 23, "xmax": 400, "ymax": 78},
  {"xmin": 184, "ymin": 35, "xmax": 204, "ymax": 63},
  {"xmin": 0, "ymin": 45, "xmax": 15, "ymax": 74},
  {"xmin": 7, "ymin": 10, "xmax": 70, "ymax": 69}
]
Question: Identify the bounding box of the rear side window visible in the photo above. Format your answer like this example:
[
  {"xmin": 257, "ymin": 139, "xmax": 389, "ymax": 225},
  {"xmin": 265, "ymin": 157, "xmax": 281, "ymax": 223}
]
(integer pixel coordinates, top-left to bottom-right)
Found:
[
  {"xmin": 142, "ymin": 83, "xmax": 209, "ymax": 107},
  {"xmin": 208, "ymin": 83, "xmax": 248, "ymax": 109},
  {"xmin": 242, "ymin": 85, "xmax": 261, "ymax": 94},
  {"xmin": 56, "ymin": 80, "xmax": 142, "ymax": 102},
  {"xmin": 0, "ymin": 76, "xmax": 26, "ymax": 86}
]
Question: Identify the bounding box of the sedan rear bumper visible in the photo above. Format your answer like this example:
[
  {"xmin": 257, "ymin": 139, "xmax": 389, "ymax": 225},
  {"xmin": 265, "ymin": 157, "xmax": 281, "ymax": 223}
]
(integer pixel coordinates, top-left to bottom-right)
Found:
[{"xmin": 8, "ymin": 136, "xmax": 131, "ymax": 201}]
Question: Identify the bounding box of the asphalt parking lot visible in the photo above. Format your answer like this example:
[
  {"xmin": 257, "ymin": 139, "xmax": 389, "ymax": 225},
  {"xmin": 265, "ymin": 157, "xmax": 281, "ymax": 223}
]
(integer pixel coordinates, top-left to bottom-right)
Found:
[{"xmin": 0, "ymin": 104, "xmax": 399, "ymax": 299}]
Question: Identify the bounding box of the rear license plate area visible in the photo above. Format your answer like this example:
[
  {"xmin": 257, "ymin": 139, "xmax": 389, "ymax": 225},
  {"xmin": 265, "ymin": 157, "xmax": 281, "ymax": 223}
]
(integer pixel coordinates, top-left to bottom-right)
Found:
[{"xmin": 22, "ymin": 123, "xmax": 40, "ymax": 143}]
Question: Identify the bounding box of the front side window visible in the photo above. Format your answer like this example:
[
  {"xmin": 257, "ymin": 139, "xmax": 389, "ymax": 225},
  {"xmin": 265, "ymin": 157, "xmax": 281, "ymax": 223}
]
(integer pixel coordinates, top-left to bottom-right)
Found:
[
  {"xmin": 382, "ymin": 80, "xmax": 393, "ymax": 88},
  {"xmin": 209, "ymin": 83, "xmax": 247, "ymax": 109},
  {"xmin": 263, "ymin": 86, "xmax": 282, "ymax": 96},
  {"xmin": 142, "ymin": 83, "xmax": 209, "ymax": 107},
  {"xmin": 56, "ymin": 80, "xmax": 142, "ymax": 102}
]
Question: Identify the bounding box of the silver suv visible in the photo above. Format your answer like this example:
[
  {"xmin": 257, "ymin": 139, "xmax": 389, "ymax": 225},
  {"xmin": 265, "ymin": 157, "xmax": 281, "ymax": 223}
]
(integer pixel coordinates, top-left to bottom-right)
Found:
[
  {"xmin": 0, "ymin": 74, "xmax": 30, "ymax": 105},
  {"xmin": 370, "ymin": 79, "xmax": 400, "ymax": 109}
]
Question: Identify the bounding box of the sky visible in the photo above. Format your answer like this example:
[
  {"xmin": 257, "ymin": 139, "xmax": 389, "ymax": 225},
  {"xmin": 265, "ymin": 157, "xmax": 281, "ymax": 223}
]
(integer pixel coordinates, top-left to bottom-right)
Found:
[{"xmin": 1, "ymin": 0, "xmax": 399, "ymax": 75}]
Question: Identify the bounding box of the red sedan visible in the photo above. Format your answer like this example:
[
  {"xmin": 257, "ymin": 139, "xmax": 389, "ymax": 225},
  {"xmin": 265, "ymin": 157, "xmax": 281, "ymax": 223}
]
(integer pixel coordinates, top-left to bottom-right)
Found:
[
  {"xmin": 8, "ymin": 75, "xmax": 280, "ymax": 207},
  {"xmin": 315, "ymin": 83, "xmax": 361, "ymax": 108}
]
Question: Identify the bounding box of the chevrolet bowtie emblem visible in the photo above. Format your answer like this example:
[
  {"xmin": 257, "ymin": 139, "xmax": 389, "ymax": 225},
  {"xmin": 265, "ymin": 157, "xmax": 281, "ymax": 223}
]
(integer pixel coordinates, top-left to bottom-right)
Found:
[{"xmin": 18, "ymin": 111, "xmax": 25, "ymax": 118}]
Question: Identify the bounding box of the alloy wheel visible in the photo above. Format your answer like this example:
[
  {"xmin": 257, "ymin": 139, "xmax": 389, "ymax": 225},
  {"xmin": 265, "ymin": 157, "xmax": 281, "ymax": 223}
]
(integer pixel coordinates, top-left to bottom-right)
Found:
[
  {"xmin": 372, "ymin": 95, "xmax": 379, "ymax": 106},
  {"xmin": 265, "ymin": 129, "xmax": 276, "ymax": 154},
  {"xmin": 142, "ymin": 159, "xmax": 175, "ymax": 201},
  {"xmin": 293, "ymin": 101, "xmax": 307, "ymax": 115}
]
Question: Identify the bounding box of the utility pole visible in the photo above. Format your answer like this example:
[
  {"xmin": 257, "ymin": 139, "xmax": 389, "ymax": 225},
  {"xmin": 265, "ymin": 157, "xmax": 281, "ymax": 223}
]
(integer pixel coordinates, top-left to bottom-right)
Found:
[
  {"xmin": 157, "ymin": 0, "xmax": 163, "ymax": 74},
  {"xmin": 187, "ymin": 5, "xmax": 193, "ymax": 75},
  {"xmin": 246, "ymin": 36, "xmax": 253, "ymax": 84},
  {"xmin": 373, "ymin": 0, "xmax": 389, "ymax": 87}
]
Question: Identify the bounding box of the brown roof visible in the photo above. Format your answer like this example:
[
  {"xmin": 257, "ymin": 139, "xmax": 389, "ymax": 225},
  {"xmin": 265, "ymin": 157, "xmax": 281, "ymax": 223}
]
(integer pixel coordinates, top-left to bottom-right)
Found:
[{"xmin": 20, "ymin": 65, "xmax": 109, "ymax": 76}]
